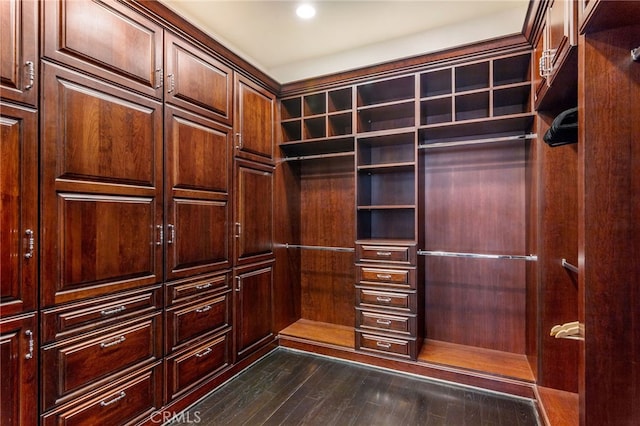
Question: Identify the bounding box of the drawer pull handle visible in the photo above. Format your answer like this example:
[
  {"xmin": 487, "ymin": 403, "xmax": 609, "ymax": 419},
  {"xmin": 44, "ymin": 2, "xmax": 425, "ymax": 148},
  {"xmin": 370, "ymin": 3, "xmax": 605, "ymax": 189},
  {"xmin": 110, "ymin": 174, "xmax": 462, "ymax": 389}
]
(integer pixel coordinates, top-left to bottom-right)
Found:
[
  {"xmin": 195, "ymin": 283, "xmax": 212, "ymax": 290},
  {"xmin": 196, "ymin": 305, "xmax": 212, "ymax": 313},
  {"xmin": 376, "ymin": 274, "xmax": 392, "ymax": 280},
  {"xmin": 24, "ymin": 229, "xmax": 34, "ymax": 259},
  {"xmin": 376, "ymin": 251, "xmax": 392, "ymax": 257},
  {"xmin": 25, "ymin": 61, "xmax": 35, "ymax": 90},
  {"xmin": 100, "ymin": 336, "xmax": 126, "ymax": 349},
  {"xmin": 376, "ymin": 296, "xmax": 392, "ymax": 303},
  {"xmin": 195, "ymin": 347, "xmax": 212, "ymax": 358},
  {"xmin": 100, "ymin": 391, "xmax": 126, "ymax": 407},
  {"xmin": 100, "ymin": 305, "xmax": 125, "ymax": 316},
  {"xmin": 376, "ymin": 319, "xmax": 392, "ymax": 325},
  {"xmin": 376, "ymin": 341, "xmax": 391, "ymax": 349},
  {"xmin": 25, "ymin": 330, "xmax": 34, "ymax": 360}
]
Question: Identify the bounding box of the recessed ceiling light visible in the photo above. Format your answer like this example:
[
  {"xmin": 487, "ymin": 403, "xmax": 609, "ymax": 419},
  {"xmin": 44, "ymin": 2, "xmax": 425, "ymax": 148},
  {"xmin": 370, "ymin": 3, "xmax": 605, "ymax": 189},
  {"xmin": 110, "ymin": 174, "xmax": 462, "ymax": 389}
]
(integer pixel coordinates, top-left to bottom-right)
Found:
[{"xmin": 296, "ymin": 3, "xmax": 316, "ymax": 20}]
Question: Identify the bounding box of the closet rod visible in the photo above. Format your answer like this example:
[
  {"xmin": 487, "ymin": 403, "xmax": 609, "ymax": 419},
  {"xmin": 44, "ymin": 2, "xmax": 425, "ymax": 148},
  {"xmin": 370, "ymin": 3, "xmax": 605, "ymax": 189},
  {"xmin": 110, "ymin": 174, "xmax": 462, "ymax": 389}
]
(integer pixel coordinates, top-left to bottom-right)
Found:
[
  {"xmin": 418, "ymin": 133, "xmax": 537, "ymax": 150},
  {"xmin": 418, "ymin": 250, "xmax": 537, "ymax": 261},
  {"xmin": 279, "ymin": 243, "xmax": 355, "ymax": 253},
  {"xmin": 281, "ymin": 152, "xmax": 354, "ymax": 162},
  {"xmin": 561, "ymin": 258, "xmax": 579, "ymax": 273}
]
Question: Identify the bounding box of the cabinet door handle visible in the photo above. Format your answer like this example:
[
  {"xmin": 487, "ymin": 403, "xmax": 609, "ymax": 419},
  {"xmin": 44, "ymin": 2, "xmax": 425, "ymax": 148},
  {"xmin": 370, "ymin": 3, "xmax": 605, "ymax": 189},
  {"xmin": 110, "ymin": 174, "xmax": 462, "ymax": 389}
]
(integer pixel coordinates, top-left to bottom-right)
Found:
[
  {"xmin": 24, "ymin": 61, "xmax": 34, "ymax": 90},
  {"xmin": 195, "ymin": 283, "xmax": 212, "ymax": 290},
  {"xmin": 156, "ymin": 224, "xmax": 163, "ymax": 246},
  {"xmin": 376, "ymin": 274, "xmax": 392, "ymax": 280},
  {"xmin": 167, "ymin": 224, "xmax": 175, "ymax": 244},
  {"xmin": 100, "ymin": 391, "xmax": 126, "ymax": 407},
  {"xmin": 100, "ymin": 335, "xmax": 126, "ymax": 349},
  {"xmin": 24, "ymin": 229, "xmax": 34, "ymax": 259},
  {"xmin": 195, "ymin": 305, "xmax": 211, "ymax": 313},
  {"xmin": 155, "ymin": 68, "xmax": 163, "ymax": 89},
  {"xmin": 167, "ymin": 73, "xmax": 175, "ymax": 93},
  {"xmin": 235, "ymin": 276, "xmax": 241, "ymax": 292},
  {"xmin": 235, "ymin": 133, "xmax": 243, "ymax": 149},
  {"xmin": 100, "ymin": 305, "xmax": 125, "ymax": 316},
  {"xmin": 376, "ymin": 341, "xmax": 391, "ymax": 349},
  {"xmin": 235, "ymin": 222, "xmax": 242, "ymax": 239},
  {"xmin": 376, "ymin": 251, "xmax": 392, "ymax": 257},
  {"xmin": 195, "ymin": 347, "xmax": 212, "ymax": 358},
  {"xmin": 376, "ymin": 319, "xmax": 392, "ymax": 326},
  {"xmin": 25, "ymin": 330, "xmax": 34, "ymax": 360},
  {"xmin": 376, "ymin": 296, "xmax": 392, "ymax": 303}
]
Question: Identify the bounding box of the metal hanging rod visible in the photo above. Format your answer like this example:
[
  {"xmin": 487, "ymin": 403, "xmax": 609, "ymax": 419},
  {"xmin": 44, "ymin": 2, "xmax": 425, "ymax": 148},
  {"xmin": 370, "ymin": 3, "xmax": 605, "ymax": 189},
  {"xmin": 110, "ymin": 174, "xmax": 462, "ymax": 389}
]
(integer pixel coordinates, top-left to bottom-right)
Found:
[
  {"xmin": 632, "ymin": 47, "xmax": 640, "ymax": 62},
  {"xmin": 418, "ymin": 250, "xmax": 537, "ymax": 261},
  {"xmin": 562, "ymin": 258, "xmax": 579, "ymax": 273},
  {"xmin": 281, "ymin": 152, "xmax": 354, "ymax": 162},
  {"xmin": 278, "ymin": 243, "xmax": 355, "ymax": 253},
  {"xmin": 418, "ymin": 133, "xmax": 537, "ymax": 150}
]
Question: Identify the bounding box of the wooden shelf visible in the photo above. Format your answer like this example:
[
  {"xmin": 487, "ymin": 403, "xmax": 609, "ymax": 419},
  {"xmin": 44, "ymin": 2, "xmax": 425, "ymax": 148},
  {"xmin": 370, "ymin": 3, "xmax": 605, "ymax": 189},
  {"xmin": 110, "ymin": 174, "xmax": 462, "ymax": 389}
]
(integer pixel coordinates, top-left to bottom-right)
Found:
[
  {"xmin": 536, "ymin": 386, "xmax": 579, "ymax": 426},
  {"xmin": 279, "ymin": 319, "xmax": 354, "ymax": 348}
]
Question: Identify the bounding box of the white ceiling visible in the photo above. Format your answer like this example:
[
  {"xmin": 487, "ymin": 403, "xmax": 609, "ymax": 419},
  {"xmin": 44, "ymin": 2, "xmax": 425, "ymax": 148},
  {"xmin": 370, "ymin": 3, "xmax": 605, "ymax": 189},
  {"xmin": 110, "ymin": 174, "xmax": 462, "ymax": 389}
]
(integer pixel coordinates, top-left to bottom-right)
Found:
[{"xmin": 159, "ymin": 0, "xmax": 530, "ymax": 84}]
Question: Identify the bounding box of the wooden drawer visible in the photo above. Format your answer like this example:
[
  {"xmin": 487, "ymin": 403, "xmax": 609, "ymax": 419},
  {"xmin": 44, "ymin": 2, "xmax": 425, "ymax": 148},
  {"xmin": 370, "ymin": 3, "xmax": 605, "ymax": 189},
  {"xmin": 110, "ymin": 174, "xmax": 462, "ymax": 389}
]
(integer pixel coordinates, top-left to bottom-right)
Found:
[
  {"xmin": 41, "ymin": 312, "xmax": 161, "ymax": 410},
  {"xmin": 357, "ymin": 244, "xmax": 415, "ymax": 265},
  {"xmin": 356, "ymin": 288, "xmax": 416, "ymax": 312},
  {"xmin": 356, "ymin": 332, "xmax": 416, "ymax": 359},
  {"xmin": 358, "ymin": 266, "xmax": 416, "ymax": 289},
  {"xmin": 166, "ymin": 272, "xmax": 230, "ymax": 307},
  {"xmin": 41, "ymin": 363, "xmax": 163, "ymax": 426},
  {"xmin": 41, "ymin": 286, "xmax": 162, "ymax": 344},
  {"xmin": 166, "ymin": 292, "xmax": 231, "ymax": 352},
  {"xmin": 166, "ymin": 330, "xmax": 232, "ymax": 401},
  {"xmin": 356, "ymin": 309, "xmax": 416, "ymax": 336}
]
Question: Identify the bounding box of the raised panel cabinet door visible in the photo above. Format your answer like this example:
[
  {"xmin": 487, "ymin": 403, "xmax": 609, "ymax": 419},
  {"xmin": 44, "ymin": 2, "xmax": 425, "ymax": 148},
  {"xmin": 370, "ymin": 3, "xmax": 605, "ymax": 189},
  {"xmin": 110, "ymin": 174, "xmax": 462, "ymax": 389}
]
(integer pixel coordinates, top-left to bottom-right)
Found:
[
  {"xmin": 165, "ymin": 106, "xmax": 232, "ymax": 279},
  {"xmin": 234, "ymin": 74, "xmax": 275, "ymax": 162},
  {"xmin": 234, "ymin": 160, "xmax": 273, "ymax": 265},
  {"xmin": 40, "ymin": 63, "xmax": 163, "ymax": 307},
  {"xmin": 0, "ymin": 313, "xmax": 38, "ymax": 426},
  {"xmin": 165, "ymin": 32, "xmax": 233, "ymax": 124},
  {"xmin": 42, "ymin": 0, "xmax": 164, "ymax": 98},
  {"xmin": 0, "ymin": 0, "xmax": 38, "ymax": 106},
  {"xmin": 234, "ymin": 263, "xmax": 273, "ymax": 360},
  {"xmin": 0, "ymin": 103, "xmax": 37, "ymax": 316}
]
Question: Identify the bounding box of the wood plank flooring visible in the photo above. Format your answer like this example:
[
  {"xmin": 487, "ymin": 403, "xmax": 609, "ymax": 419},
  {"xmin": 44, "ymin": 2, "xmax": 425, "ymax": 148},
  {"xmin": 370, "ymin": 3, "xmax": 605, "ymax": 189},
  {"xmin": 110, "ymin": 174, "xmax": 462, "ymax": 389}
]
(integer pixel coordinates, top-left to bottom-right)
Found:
[{"xmin": 169, "ymin": 348, "xmax": 540, "ymax": 426}]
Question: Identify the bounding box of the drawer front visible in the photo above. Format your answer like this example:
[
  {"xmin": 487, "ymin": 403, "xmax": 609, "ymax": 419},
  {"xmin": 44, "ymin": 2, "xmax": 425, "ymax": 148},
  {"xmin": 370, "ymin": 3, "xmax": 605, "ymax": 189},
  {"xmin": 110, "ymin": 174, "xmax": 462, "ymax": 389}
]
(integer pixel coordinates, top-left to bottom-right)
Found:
[
  {"xmin": 166, "ymin": 331, "xmax": 232, "ymax": 401},
  {"xmin": 166, "ymin": 272, "xmax": 230, "ymax": 307},
  {"xmin": 166, "ymin": 292, "xmax": 231, "ymax": 352},
  {"xmin": 358, "ymin": 267, "xmax": 415, "ymax": 289},
  {"xmin": 357, "ymin": 309, "xmax": 415, "ymax": 335},
  {"xmin": 42, "ymin": 312, "xmax": 161, "ymax": 410},
  {"xmin": 356, "ymin": 332, "xmax": 414, "ymax": 359},
  {"xmin": 41, "ymin": 286, "xmax": 162, "ymax": 344},
  {"xmin": 41, "ymin": 363, "xmax": 163, "ymax": 426},
  {"xmin": 356, "ymin": 288, "xmax": 415, "ymax": 312},
  {"xmin": 358, "ymin": 245, "xmax": 412, "ymax": 264}
]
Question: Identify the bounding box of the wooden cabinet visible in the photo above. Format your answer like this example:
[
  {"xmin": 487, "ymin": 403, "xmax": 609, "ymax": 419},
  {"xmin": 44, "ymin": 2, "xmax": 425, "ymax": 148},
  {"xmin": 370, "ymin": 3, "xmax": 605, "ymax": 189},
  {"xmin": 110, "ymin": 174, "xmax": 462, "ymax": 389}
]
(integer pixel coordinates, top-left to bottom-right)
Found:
[
  {"xmin": 234, "ymin": 159, "xmax": 274, "ymax": 266},
  {"xmin": 0, "ymin": 102, "xmax": 37, "ymax": 316},
  {"xmin": 164, "ymin": 106, "xmax": 232, "ymax": 279},
  {"xmin": 42, "ymin": 0, "xmax": 164, "ymax": 99},
  {"xmin": 0, "ymin": 313, "xmax": 38, "ymax": 426},
  {"xmin": 164, "ymin": 32, "xmax": 233, "ymax": 124},
  {"xmin": 234, "ymin": 262, "xmax": 274, "ymax": 360},
  {"xmin": 534, "ymin": 0, "xmax": 578, "ymax": 109},
  {"xmin": 40, "ymin": 62, "xmax": 164, "ymax": 307},
  {"xmin": 0, "ymin": 0, "xmax": 38, "ymax": 106},
  {"xmin": 234, "ymin": 75, "xmax": 275, "ymax": 163}
]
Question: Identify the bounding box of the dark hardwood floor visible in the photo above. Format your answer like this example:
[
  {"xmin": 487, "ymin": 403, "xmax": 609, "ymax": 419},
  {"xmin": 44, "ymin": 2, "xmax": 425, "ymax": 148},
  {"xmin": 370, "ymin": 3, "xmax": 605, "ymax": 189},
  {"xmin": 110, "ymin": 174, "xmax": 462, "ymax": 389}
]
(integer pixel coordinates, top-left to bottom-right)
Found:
[{"xmin": 169, "ymin": 348, "xmax": 540, "ymax": 426}]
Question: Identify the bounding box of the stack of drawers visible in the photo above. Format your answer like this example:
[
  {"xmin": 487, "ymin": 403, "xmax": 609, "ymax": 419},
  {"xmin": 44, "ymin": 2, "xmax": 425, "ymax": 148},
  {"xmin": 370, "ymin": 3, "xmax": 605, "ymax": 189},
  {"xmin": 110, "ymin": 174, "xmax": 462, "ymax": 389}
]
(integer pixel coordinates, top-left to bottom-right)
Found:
[{"xmin": 355, "ymin": 243, "xmax": 422, "ymax": 360}]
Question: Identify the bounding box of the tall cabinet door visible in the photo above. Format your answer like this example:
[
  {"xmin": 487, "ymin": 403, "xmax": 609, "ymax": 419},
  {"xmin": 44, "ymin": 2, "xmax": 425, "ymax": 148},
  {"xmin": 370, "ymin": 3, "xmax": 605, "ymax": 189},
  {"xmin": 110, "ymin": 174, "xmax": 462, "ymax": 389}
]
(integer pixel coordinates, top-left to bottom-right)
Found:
[
  {"xmin": 165, "ymin": 106, "xmax": 232, "ymax": 279},
  {"xmin": 234, "ymin": 262, "xmax": 273, "ymax": 361},
  {"xmin": 40, "ymin": 62, "xmax": 164, "ymax": 307},
  {"xmin": 0, "ymin": 103, "xmax": 37, "ymax": 316},
  {"xmin": 234, "ymin": 159, "xmax": 274, "ymax": 266},
  {"xmin": 234, "ymin": 75, "xmax": 274, "ymax": 163},
  {"xmin": 0, "ymin": 0, "xmax": 38, "ymax": 106},
  {"xmin": 0, "ymin": 313, "xmax": 38, "ymax": 426}
]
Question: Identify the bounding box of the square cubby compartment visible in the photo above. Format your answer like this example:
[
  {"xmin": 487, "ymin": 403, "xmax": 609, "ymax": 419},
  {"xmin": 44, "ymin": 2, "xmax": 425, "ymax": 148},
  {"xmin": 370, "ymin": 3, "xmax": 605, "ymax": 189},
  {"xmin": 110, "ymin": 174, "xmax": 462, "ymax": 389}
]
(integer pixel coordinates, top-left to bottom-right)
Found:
[
  {"xmin": 420, "ymin": 69, "xmax": 452, "ymax": 98},
  {"xmin": 328, "ymin": 112, "xmax": 353, "ymax": 137},
  {"xmin": 421, "ymin": 98, "xmax": 453, "ymax": 125},
  {"xmin": 493, "ymin": 54, "xmax": 531, "ymax": 86},
  {"xmin": 328, "ymin": 88, "xmax": 352, "ymax": 112},
  {"xmin": 281, "ymin": 120, "xmax": 302, "ymax": 142},
  {"xmin": 304, "ymin": 93, "xmax": 326, "ymax": 116},
  {"xmin": 455, "ymin": 62, "xmax": 489, "ymax": 92},
  {"xmin": 493, "ymin": 86, "xmax": 531, "ymax": 116},
  {"xmin": 281, "ymin": 98, "xmax": 301, "ymax": 120},
  {"xmin": 358, "ymin": 132, "xmax": 415, "ymax": 167},
  {"xmin": 455, "ymin": 92, "xmax": 489, "ymax": 121},
  {"xmin": 304, "ymin": 117, "xmax": 326, "ymax": 139}
]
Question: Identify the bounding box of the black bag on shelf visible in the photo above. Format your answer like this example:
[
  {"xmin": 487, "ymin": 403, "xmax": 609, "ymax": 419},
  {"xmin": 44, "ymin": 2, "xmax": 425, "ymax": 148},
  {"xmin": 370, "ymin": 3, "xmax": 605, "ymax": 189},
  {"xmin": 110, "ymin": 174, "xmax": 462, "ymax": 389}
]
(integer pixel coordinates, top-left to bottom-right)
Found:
[{"xmin": 543, "ymin": 107, "xmax": 578, "ymax": 146}]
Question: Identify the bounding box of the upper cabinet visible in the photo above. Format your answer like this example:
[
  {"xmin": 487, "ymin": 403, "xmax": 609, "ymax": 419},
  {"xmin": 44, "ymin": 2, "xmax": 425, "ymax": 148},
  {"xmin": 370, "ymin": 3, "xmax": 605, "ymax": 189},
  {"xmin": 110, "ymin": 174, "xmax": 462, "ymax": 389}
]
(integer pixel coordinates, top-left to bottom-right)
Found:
[
  {"xmin": 42, "ymin": 0, "xmax": 164, "ymax": 99},
  {"xmin": 0, "ymin": 0, "xmax": 38, "ymax": 106},
  {"xmin": 234, "ymin": 75, "xmax": 275, "ymax": 163},
  {"xmin": 534, "ymin": 0, "xmax": 578, "ymax": 110},
  {"xmin": 164, "ymin": 32, "xmax": 233, "ymax": 124}
]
